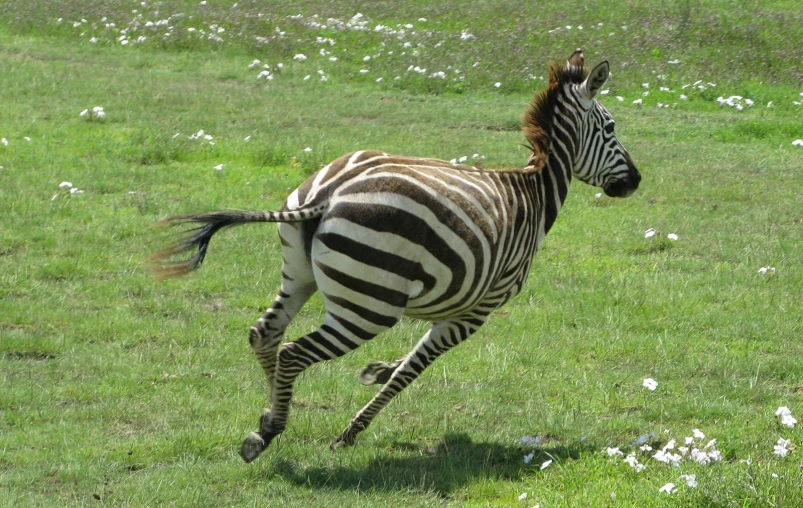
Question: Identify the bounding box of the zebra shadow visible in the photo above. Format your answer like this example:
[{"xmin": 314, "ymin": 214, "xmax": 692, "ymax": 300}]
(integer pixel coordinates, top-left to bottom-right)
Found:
[{"xmin": 270, "ymin": 433, "xmax": 593, "ymax": 497}]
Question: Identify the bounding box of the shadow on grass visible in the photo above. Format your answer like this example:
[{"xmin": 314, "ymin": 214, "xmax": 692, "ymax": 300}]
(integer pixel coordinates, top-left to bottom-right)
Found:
[{"xmin": 270, "ymin": 433, "xmax": 593, "ymax": 497}]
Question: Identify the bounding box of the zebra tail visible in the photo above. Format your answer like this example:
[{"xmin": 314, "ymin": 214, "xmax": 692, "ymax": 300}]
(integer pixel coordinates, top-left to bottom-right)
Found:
[{"xmin": 150, "ymin": 206, "xmax": 325, "ymax": 279}]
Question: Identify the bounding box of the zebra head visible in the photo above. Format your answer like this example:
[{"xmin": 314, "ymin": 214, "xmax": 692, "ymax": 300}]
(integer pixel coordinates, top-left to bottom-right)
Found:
[{"xmin": 565, "ymin": 51, "xmax": 641, "ymax": 198}]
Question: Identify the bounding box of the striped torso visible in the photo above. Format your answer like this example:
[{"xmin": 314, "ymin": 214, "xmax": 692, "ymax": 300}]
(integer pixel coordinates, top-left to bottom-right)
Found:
[{"xmin": 283, "ymin": 150, "xmax": 552, "ymax": 321}]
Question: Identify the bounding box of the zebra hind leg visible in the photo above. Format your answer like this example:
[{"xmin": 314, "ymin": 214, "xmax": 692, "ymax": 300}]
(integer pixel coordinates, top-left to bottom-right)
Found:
[
  {"xmin": 241, "ymin": 312, "xmax": 399, "ymax": 462},
  {"xmin": 359, "ymin": 359, "xmax": 404, "ymax": 386},
  {"xmin": 332, "ymin": 316, "xmax": 485, "ymax": 448},
  {"xmin": 240, "ymin": 283, "xmax": 316, "ymax": 463}
]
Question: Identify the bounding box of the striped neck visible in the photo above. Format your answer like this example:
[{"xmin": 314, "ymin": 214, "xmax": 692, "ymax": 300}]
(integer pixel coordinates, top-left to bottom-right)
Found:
[{"xmin": 525, "ymin": 134, "xmax": 573, "ymax": 235}]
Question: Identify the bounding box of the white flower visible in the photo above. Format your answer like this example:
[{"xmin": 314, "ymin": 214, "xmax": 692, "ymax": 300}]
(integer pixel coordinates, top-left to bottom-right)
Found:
[
  {"xmin": 523, "ymin": 452, "xmax": 534, "ymax": 464},
  {"xmin": 303, "ymin": 75, "xmax": 311, "ymax": 81},
  {"xmin": 680, "ymin": 94, "xmax": 688, "ymax": 100},
  {"xmin": 776, "ymin": 407, "xmax": 797, "ymax": 428},
  {"xmin": 792, "ymin": 139, "xmax": 803, "ymax": 146},
  {"xmin": 652, "ymin": 450, "xmax": 682, "ymax": 466},
  {"xmin": 643, "ymin": 378, "xmax": 658, "ymax": 390},
  {"xmin": 1, "ymin": 138, "xmax": 7, "ymax": 146},
  {"xmin": 774, "ymin": 438, "xmax": 792, "ymax": 457},
  {"xmin": 540, "ymin": 459, "xmax": 553, "ymax": 470},
  {"xmin": 59, "ymin": 181, "xmax": 73, "ymax": 188},
  {"xmin": 693, "ymin": 429, "xmax": 705, "ymax": 440},
  {"xmin": 521, "ymin": 435, "xmax": 541, "ymax": 446},
  {"xmin": 518, "ymin": 492, "xmax": 528, "ymax": 501},
  {"xmin": 248, "ymin": 59, "xmax": 261, "ymax": 69},
  {"xmin": 89, "ymin": 37, "xmax": 97, "ymax": 43},
  {"xmin": 494, "ymin": 82, "xmax": 501, "ymax": 88},
  {"xmin": 244, "ymin": 135, "xmax": 251, "ymax": 141},
  {"xmin": 642, "ymin": 83, "xmax": 650, "ymax": 88},
  {"xmin": 662, "ymin": 439, "xmax": 676, "ymax": 452},
  {"xmin": 679, "ymin": 474, "xmax": 697, "ymax": 488},
  {"xmin": 24, "ymin": 136, "xmax": 31, "ymax": 142},
  {"xmin": 605, "ymin": 447, "xmax": 623, "ymax": 457},
  {"xmin": 616, "ymin": 96, "xmax": 624, "ymax": 101},
  {"xmin": 633, "ymin": 98, "xmax": 643, "ymax": 105},
  {"xmin": 213, "ymin": 164, "xmax": 223, "ymax": 171},
  {"xmin": 293, "ymin": 53, "xmax": 307, "ymax": 61},
  {"xmin": 667, "ymin": 59, "xmax": 681, "ymax": 64},
  {"xmin": 758, "ymin": 266, "xmax": 776, "ymax": 275},
  {"xmin": 639, "ymin": 444, "xmax": 653, "ymax": 452},
  {"xmin": 80, "ymin": 109, "xmax": 89, "ymax": 118},
  {"xmin": 624, "ymin": 454, "xmax": 645, "ymax": 472},
  {"xmin": 667, "ymin": 233, "xmax": 678, "ymax": 241},
  {"xmin": 600, "ymin": 89, "xmax": 609, "ymax": 95},
  {"xmin": 659, "ymin": 482, "xmax": 677, "ymax": 494},
  {"xmin": 594, "ymin": 192, "xmax": 602, "ymax": 199},
  {"xmin": 303, "ymin": 147, "xmax": 312, "ymax": 153},
  {"xmin": 644, "ymin": 228, "xmax": 656, "ymax": 238},
  {"xmin": 70, "ymin": 187, "xmax": 84, "ymax": 194}
]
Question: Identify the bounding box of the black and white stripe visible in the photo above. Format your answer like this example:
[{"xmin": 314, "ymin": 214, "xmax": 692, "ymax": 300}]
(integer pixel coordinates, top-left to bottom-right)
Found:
[{"xmin": 154, "ymin": 50, "xmax": 640, "ymax": 462}]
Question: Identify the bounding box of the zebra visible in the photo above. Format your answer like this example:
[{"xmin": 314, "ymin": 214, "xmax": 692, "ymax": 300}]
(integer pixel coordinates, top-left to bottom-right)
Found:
[{"xmin": 153, "ymin": 49, "xmax": 641, "ymax": 463}]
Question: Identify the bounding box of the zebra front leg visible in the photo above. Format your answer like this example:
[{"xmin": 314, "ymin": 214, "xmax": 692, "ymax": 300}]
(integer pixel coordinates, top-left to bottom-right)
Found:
[{"xmin": 332, "ymin": 317, "xmax": 485, "ymax": 448}]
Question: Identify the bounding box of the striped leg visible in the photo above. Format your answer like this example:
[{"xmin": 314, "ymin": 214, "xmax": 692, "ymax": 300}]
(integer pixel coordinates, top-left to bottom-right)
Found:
[
  {"xmin": 240, "ymin": 311, "xmax": 401, "ymax": 462},
  {"xmin": 331, "ymin": 315, "xmax": 487, "ymax": 448},
  {"xmin": 248, "ymin": 281, "xmax": 316, "ymax": 394},
  {"xmin": 359, "ymin": 359, "xmax": 404, "ymax": 386}
]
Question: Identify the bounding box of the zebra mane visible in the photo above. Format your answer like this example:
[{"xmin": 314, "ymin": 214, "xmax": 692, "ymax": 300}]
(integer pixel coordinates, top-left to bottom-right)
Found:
[{"xmin": 522, "ymin": 51, "xmax": 588, "ymax": 171}]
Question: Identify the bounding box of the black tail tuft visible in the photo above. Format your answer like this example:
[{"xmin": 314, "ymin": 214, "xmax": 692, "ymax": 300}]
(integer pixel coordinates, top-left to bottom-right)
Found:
[{"xmin": 149, "ymin": 211, "xmax": 254, "ymax": 279}]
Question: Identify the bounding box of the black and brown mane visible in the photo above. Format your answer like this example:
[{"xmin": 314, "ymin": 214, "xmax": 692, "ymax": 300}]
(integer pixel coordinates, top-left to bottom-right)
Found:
[{"xmin": 522, "ymin": 50, "xmax": 588, "ymax": 171}]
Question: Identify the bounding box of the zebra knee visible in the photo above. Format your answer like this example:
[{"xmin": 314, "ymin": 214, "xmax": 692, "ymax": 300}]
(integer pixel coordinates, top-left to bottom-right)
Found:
[{"xmin": 249, "ymin": 324, "xmax": 281, "ymax": 351}]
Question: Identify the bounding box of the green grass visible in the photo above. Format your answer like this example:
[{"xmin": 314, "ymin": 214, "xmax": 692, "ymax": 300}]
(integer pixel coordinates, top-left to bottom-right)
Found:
[{"xmin": 2, "ymin": 1, "xmax": 803, "ymax": 506}]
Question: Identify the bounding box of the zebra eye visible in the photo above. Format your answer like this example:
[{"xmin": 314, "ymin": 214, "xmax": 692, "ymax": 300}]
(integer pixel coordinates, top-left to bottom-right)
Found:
[{"xmin": 604, "ymin": 123, "xmax": 615, "ymax": 135}]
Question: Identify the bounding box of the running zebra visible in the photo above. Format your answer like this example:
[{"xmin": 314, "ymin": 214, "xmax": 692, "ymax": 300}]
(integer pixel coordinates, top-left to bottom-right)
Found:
[{"xmin": 154, "ymin": 50, "xmax": 640, "ymax": 463}]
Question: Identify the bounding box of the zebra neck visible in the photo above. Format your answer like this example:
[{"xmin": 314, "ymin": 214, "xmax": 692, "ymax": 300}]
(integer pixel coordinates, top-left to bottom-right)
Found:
[{"xmin": 525, "ymin": 150, "xmax": 572, "ymax": 236}]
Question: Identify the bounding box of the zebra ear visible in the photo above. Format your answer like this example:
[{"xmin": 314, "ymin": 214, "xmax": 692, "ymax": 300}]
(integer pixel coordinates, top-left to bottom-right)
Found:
[
  {"xmin": 583, "ymin": 61, "xmax": 609, "ymax": 99},
  {"xmin": 567, "ymin": 49, "xmax": 585, "ymax": 69}
]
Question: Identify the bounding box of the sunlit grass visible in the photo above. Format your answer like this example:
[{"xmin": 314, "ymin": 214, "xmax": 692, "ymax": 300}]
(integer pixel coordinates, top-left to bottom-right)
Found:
[{"xmin": 1, "ymin": 1, "xmax": 803, "ymax": 506}]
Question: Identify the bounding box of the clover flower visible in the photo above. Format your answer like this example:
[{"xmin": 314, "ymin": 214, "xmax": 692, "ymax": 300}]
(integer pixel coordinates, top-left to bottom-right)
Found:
[
  {"xmin": 213, "ymin": 164, "xmax": 223, "ymax": 171},
  {"xmin": 792, "ymin": 139, "xmax": 803, "ymax": 147},
  {"xmin": 774, "ymin": 438, "xmax": 792, "ymax": 457},
  {"xmin": 624, "ymin": 453, "xmax": 645, "ymax": 472},
  {"xmin": 1, "ymin": 138, "xmax": 7, "ymax": 146},
  {"xmin": 643, "ymin": 378, "xmax": 658, "ymax": 391},
  {"xmin": 520, "ymin": 435, "xmax": 541, "ymax": 446},
  {"xmin": 679, "ymin": 474, "xmax": 697, "ymax": 488},
  {"xmin": 659, "ymin": 482, "xmax": 677, "ymax": 494},
  {"xmin": 644, "ymin": 228, "xmax": 656, "ymax": 238},
  {"xmin": 667, "ymin": 233, "xmax": 678, "ymax": 241},
  {"xmin": 758, "ymin": 266, "xmax": 776, "ymax": 275},
  {"xmin": 776, "ymin": 407, "xmax": 797, "ymax": 428},
  {"xmin": 606, "ymin": 447, "xmax": 623, "ymax": 457}
]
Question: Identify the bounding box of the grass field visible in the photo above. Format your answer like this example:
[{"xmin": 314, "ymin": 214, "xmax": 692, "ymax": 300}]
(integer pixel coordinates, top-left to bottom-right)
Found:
[{"xmin": 1, "ymin": 1, "xmax": 802, "ymax": 506}]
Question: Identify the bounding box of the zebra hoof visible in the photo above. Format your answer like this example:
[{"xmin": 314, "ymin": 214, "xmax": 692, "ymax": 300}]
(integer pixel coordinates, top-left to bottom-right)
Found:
[
  {"xmin": 240, "ymin": 432, "xmax": 267, "ymax": 463},
  {"xmin": 359, "ymin": 361, "xmax": 394, "ymax": 386},
  {"xmin": 329, "ymin": 433, "xmax": 353, "ymax": 450}
]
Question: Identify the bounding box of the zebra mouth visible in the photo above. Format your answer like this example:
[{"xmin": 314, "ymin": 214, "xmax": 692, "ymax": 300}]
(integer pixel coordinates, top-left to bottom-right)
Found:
[{"xmin": 603, "ymin": 176, "xmax": 640, "ymax": 198}]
